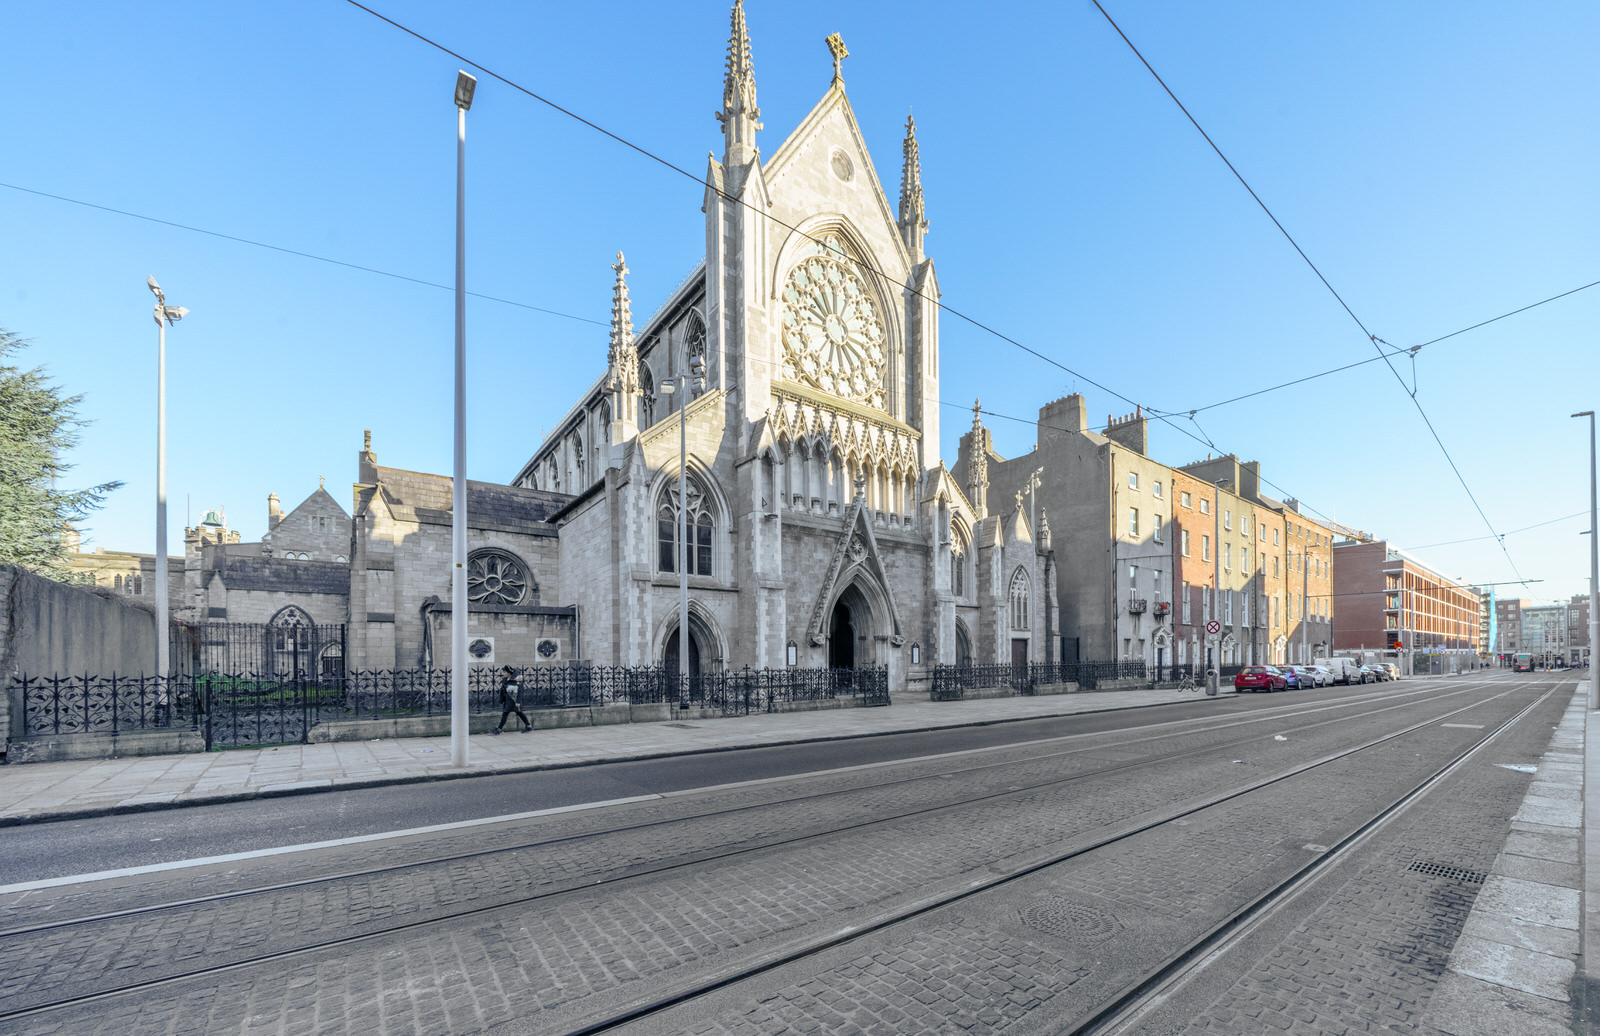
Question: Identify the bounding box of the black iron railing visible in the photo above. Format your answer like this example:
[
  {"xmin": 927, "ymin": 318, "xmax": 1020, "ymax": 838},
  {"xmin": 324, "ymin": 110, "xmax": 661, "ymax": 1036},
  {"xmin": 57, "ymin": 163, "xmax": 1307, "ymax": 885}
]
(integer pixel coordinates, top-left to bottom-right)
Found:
[
  {"xmin": 930, "ymin": 660, "xmax": 1148, "ymax": 700},
  {"xmin": 11, "ymin": 662, "xmax": 890, "ymax": 751},
  {"xmin": 16, "ymin": 674, "xmax": 200, "ymax": 737}
]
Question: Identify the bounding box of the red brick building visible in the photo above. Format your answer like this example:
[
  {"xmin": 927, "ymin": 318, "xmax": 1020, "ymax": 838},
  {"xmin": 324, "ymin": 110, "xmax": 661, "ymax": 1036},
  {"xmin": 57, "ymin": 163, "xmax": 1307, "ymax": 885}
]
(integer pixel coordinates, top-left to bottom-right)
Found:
[{"xmin": 1332, "ymin": 541, "xmax": 1482, "ymax": 672}]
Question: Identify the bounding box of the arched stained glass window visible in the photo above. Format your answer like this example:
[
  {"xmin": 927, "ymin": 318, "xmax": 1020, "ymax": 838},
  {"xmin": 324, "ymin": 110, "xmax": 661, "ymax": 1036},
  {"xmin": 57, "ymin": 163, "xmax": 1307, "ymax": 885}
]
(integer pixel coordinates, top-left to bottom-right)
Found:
[
  {"xmin": 657, "ymin": 475, "xmax": 714, "ymax": 576},
  {"xmin": 1009, "ymin": 568, "xmax": 1031, "ymax": 631}
]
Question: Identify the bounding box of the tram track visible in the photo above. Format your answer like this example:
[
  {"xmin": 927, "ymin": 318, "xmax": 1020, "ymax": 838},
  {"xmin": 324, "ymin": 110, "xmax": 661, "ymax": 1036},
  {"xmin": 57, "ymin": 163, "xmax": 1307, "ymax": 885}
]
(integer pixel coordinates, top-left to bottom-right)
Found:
[
  {"xmin": 0, "ymin": 680, "xmax": 1505, "ymax": 939},
  {"xmin": 0, "ymin": 677, "xmax": 1548, "ymax": 1032}
]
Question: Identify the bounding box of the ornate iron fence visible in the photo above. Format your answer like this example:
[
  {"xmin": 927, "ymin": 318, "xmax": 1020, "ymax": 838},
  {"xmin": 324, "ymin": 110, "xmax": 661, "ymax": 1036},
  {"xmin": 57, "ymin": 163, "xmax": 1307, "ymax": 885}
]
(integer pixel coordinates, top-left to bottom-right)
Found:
[
  {"xmin": 10, "ymin": 662, "xmax": 891, "ymax": 751},
  {"xmin": 16, "ymin": 674, "xmax": 201, "ymax": 737}
]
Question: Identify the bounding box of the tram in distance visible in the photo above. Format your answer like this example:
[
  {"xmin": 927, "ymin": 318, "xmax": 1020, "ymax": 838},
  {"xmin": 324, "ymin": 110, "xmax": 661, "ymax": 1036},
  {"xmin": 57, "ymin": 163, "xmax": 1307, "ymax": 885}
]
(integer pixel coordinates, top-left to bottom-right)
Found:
[{"xmin": 1513, "ymin": 652, "xmax": 1535, "ymax": 672}]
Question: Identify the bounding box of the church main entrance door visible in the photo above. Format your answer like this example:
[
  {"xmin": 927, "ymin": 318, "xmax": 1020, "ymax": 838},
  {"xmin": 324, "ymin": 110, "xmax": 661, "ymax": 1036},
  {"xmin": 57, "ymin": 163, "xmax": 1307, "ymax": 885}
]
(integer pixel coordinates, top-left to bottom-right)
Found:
[{"xmin": 828, "ymin": 602, "xmax": 855, "ymax": 670}]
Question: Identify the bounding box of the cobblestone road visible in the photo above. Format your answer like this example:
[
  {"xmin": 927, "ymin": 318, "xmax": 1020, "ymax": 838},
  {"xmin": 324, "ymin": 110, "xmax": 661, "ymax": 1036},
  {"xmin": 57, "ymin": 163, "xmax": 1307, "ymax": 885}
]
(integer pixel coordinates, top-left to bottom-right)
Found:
[{"xmin": 0, "ymin": 677, "xmax": 1554, "ymax": 1035}]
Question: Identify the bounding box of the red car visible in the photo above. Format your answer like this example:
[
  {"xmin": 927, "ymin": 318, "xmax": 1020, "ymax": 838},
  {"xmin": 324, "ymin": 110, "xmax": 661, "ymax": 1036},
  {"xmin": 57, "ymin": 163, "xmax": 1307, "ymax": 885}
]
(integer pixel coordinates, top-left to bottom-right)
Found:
[{"xmin": 1234, "ymin": 666, "xmax": 1287, "ymax": 692}]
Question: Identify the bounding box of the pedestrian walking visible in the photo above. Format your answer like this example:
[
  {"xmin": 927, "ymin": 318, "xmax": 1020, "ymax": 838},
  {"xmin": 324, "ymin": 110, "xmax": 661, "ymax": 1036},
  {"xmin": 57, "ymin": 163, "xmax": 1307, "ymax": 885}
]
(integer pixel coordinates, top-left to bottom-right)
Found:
[{"xmin": 495, "ymin": 665, "xmax": 532, "ymax": 734}]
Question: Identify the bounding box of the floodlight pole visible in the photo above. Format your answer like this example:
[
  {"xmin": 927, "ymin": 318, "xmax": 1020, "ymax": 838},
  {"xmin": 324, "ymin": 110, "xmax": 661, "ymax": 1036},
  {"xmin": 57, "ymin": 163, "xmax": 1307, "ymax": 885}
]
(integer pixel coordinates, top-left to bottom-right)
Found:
[
  {"xmin": 147, "ymin": 278, "xmax": 186, "ymax": 682},
  {"xmin": 451, "ymin": 71, "xmax": 476, "ymax": 767}
]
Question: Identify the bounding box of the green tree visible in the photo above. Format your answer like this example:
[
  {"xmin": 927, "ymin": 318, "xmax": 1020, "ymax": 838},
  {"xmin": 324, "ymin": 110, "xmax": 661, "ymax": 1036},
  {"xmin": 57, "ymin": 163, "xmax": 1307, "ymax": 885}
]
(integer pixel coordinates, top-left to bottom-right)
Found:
[{"xmin": 0, "ymin": 327, "xmax": 121, "ymax": 579}]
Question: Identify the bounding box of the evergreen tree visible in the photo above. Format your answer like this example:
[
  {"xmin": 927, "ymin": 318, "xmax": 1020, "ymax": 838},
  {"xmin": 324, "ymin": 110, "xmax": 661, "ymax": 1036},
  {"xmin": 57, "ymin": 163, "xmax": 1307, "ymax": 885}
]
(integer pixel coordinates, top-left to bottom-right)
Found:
[{"xmin": 0, "ymin": 327, "xmax": 121, "ymax": 579}]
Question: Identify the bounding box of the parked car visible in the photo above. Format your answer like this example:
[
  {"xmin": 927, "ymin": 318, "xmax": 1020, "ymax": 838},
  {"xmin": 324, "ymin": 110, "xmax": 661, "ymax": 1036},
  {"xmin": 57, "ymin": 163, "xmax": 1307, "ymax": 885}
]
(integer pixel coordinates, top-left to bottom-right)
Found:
[
  {"xmin": 1303, "ymin": 665, "xmax": 1333, "ymax": 687},
  {"xmin": 1234, "ymin": 666, "xmax": 1287, "ymax": 692},
  {"xmin": 1374, "ymin": 663, "xmax": 1400, "ymax": 681},
  {"xmin": 1280, "ymin": 666, "xmax": 1316, "ymax": 690},
  {"xmin": 1361, "ymin": 665, "xmax": 1387, "ymax": 682},
  {"xmin": 1316, "ymin": 657, "xmax": 1368, "ymax": 685}
]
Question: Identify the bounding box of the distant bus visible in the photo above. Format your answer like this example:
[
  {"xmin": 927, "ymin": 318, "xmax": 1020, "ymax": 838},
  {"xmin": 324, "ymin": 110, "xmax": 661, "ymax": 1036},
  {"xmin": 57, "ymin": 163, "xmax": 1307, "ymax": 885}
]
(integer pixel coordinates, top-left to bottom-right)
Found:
[{"xmin": 1514, "ymin": 652, "xmax": 1534, "ymax": 672}]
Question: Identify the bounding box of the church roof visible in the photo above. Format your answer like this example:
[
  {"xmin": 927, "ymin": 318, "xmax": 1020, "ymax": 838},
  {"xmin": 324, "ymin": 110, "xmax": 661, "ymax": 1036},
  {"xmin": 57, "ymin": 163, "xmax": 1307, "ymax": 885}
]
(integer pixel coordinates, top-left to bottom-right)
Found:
[
  {"xmin": 367, "ymin": 465, "xmax": 570, "ymax": 535},
  {"xmin": 210, "ymin": 556, "xmax": 349, "ymax": 596}
]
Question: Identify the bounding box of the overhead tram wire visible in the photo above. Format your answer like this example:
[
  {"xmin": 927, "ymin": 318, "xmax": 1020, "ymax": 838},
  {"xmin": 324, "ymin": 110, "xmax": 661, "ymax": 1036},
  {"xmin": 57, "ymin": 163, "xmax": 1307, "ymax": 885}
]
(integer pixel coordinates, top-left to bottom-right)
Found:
[
  {"xmin": 1088, "ymin": 0, "xmax": 1532, "ymax": 587},
  {"xmin": 1401, "ymin": 511, "xmax": 1588, "ymax": 552},
  {"xmin": 340, "ymin": 0, "xmax": 1158, "ymax": 422},
  {"xmin": 0, "ymin": 181, "xmax": 608, "ymax": 328},
  {"xmin": 342, "ymin": 0, "xmax": 1360, "ymax": 531}
]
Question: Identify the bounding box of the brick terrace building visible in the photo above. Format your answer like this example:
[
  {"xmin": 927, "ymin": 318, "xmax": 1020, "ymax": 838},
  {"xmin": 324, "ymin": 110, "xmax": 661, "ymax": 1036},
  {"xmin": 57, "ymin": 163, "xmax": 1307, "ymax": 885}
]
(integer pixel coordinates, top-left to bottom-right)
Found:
[{"xmin": 1332, "ymin": 541, "xmax": 1482, "ymax": 672}]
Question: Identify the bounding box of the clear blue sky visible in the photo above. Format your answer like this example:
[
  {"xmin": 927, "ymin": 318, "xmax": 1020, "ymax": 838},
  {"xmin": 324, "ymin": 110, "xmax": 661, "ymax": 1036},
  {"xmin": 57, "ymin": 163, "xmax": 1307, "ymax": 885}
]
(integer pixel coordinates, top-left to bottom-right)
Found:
[{"xmin": 4, "ymin": 1, "xmax": 1596, "ymax": 606}]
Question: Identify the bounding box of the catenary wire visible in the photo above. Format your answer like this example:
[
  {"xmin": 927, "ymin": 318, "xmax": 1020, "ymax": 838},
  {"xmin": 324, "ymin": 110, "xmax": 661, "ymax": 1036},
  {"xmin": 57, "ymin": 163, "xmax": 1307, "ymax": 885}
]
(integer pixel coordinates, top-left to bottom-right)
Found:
[
  {"xmin": 1401, "ymin": 512, "xmax": 1588, "ymax": 552},
  {"xmin": 1087, "ymin": 0, "xmax": 1531, "ymax": 587},
  {"xmin": 0, "ymin": 180, "xmax": 608, "ymax": 328}
]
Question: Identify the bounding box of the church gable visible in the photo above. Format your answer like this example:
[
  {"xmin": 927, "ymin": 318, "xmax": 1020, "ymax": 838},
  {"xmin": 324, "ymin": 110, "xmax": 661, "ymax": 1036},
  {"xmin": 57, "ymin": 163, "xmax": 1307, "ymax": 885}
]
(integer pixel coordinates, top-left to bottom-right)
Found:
[
  {"xmin": 763, "ymin": 90, "xmax": 910, "ymax": 292},
  {"xmin": 265, "ymin": 486, "xmax": 351, "ymax": 561}
]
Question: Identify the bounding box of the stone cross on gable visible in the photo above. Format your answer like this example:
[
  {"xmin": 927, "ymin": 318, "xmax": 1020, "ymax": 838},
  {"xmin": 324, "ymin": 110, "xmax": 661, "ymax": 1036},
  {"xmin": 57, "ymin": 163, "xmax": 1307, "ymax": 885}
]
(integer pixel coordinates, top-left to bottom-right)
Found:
[{"xmin": 826, "ymin": 33, "xmax": 848, "ymax": 84}]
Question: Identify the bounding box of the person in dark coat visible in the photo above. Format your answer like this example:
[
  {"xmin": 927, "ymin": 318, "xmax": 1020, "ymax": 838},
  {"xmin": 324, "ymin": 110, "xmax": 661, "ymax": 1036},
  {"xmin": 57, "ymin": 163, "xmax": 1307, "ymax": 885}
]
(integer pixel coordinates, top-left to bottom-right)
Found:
[{"xmin": 495, "ymin": 665, "xmax": 531, "ymax": 733}]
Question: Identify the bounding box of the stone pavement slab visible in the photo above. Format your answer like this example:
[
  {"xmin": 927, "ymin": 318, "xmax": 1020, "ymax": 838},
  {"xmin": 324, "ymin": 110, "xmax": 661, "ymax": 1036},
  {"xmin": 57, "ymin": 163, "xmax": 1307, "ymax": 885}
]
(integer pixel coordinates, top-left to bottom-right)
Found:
[{"xmin": 0, "ymin": 686, "xmax": 1235, "ymax": 825}]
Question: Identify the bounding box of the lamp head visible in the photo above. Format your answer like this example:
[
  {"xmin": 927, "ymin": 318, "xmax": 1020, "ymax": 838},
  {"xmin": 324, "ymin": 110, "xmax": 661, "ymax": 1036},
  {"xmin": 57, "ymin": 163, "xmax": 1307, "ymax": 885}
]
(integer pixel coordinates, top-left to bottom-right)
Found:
[
  {"xmin": 454, "ymin": 70, "xmax": 477, "ymax": 111},
  {"xmin": 147, "ymin": 275, "xmax": 163, "ymax": 302},
  {"xmin": 659, "ymin": 380, "xmax": 676, "ymax": 395},
  {"xmin": 1573, "ymin": 411, "xmax": 1594, "ymax": 419}
]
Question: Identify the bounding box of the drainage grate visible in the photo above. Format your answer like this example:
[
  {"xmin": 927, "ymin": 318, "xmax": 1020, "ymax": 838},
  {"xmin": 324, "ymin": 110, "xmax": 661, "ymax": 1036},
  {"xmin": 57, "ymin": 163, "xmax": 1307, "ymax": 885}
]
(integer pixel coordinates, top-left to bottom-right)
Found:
[
  {"xmin": 1406, "ymin": 860, "xmax": 1487, "ymax": 884},
  {"xmin": 1019, "ymin": 900, "xmax": 1125, "ymax": 942}
]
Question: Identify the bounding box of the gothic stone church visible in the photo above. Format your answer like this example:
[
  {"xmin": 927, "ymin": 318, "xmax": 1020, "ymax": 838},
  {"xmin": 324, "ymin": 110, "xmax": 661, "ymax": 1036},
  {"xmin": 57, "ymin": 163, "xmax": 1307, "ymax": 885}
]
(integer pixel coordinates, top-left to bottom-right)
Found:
[{"xmin": 171, "ymin": 3, "xmax": 1058, "ymax": 695}]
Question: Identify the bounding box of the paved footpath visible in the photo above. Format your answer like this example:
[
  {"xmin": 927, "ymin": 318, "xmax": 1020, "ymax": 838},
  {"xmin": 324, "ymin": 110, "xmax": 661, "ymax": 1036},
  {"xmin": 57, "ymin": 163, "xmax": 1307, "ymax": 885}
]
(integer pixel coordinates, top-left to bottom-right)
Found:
[{"xmin": 0, "ymin": 686, "xmax": 1234, "ymax": 825}]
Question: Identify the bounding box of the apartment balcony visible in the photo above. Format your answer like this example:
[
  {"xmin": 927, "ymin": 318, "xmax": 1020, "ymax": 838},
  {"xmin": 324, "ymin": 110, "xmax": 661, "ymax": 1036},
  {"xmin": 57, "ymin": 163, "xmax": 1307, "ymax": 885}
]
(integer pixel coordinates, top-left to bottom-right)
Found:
[
  {"xmin": 1153, "ymin": 601, "xmax": 1170, "ymax": 618},
  {"xmin": 1128, "ymin": 598, "xmax": 1148, "ymax": 615}
]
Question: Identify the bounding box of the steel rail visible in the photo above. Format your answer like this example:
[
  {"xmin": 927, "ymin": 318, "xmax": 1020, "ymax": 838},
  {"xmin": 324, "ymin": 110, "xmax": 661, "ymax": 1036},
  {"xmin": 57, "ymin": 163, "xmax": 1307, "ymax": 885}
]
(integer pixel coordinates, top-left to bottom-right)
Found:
[
  {"xmin": 0, "ymin": 679, "xmax": 1537, "ymax": 1027},
  {"xmin": 558, "ymin": 681, "xmax": 1550, "ymax": 1034},
  {"xmin": 0, "ymin": 680, "xmax": 1477, "ymax": 941},
  {"xmin": 1071, "ymin": 684, "xmax": 1560, "ymax": 1036}
]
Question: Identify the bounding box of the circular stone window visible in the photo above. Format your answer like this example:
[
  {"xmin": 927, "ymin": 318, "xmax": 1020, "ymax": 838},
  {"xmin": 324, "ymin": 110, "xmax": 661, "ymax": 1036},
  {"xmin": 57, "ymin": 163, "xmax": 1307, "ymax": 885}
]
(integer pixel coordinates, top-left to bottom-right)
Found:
[
  {"xmin": 467, "ymin": 550, "xmax": 529, "ymax": 605},
  {"xmin": 830, "ymin": 148, "xmax": 854, "ymax": 182}
]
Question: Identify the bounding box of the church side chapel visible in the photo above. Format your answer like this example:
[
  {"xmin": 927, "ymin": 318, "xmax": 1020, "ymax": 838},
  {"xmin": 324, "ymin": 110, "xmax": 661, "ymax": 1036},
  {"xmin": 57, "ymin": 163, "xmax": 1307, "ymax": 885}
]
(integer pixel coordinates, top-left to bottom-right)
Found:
[{"xmin": 511, "ymin": 2, "xmax": 1056, "ymax": 693}]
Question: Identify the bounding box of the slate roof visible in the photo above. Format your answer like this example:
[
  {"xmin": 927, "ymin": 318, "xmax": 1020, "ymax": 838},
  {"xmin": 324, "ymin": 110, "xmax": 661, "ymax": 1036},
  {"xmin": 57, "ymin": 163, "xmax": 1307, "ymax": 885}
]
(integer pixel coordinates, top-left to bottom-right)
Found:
[
  {"xmin": 210, "ymin": 556, "xmax": 349, "ymax": 595},
  {"xmin": 367, "ymin": 466, "xmax": 572, "ymax": 534}
]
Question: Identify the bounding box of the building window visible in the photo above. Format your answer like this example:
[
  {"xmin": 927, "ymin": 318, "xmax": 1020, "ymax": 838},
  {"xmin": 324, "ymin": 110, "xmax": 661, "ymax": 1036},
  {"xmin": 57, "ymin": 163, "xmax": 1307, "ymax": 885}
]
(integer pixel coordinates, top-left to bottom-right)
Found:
[
  {"xmin": 1182, "ymin": 530, "xmax": 1191, "ymax": 557},
  {"xmin": 1273, "ymin": 556, "xmax": 1280, "ymax": 577},
  {"xmin": 1181, "ymin": 491, "xmax": 1192, "ymax": 508},
  {"xmin": 1128, "ymin": 565, "xmax": 1139, "ymax": 601},
  {"xmin": 1224, "ymin": 542, "xmax": 1232, "ymax": 570},
  {"xmin": 1241, "ymin": 546, "xmax": 1250, "ymax": 573},
  {"xmin": 467, "ymin": 549, "xmax": 531, "ymax": 605},
  {"xmin": 950, "ymin": 525, "xmax": 969, "ymax": 599},
  {"xmin": 1129, "ymin": 508, "xmax": 1139, "ymax": 537},
  {"xmin": 1224, "ymin": 509, "xmax": 1231, "ymax": 530},
  {"xmin": 1181, "ymin": 581, "xmax": 1191, "ymax": 622},
  {"xmin": 1153, "ymin": 481, "xmax": 1163, "ymax": 499},
  {"xmin": 1153, "ymin": 515, "xmax": 1164, "ymax": 543},
  {"xmin": 1274, "ymin": 529, "xmax": 1280, "ymax": 545},
  {"xmin": 1200, "ymin": 498, "xmax": 1210, "ymax": 515},
  {"xmin": 1202, "ymin": 535, "xmax": 1211, "ymax": 562},
  {"xmin": 1129, "ymin": 473, "xmax": 1139, "ymax": 490},
  {"xmin": 1225, "ymin": 589, "xmax": 1234, "ymax": 625},
  {"xmin": 1202, "ymin": 587, "xmax": 1212, "ymax": 623},
  {"xmin": 657, "ymin": 475, "xmax": 715, "ymax": 576},
  {"xmin": 1009, "ymin": 568, "xmax": 1031, "ymax": 630},
  {"xmin": 1242, "ymin": 515, "xmax": 1251, "ymax": 536}
]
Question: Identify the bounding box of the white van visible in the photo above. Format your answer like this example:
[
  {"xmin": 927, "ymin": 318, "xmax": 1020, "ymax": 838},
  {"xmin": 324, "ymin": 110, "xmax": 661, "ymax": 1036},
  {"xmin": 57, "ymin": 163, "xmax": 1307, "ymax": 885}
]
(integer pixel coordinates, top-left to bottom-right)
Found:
[{"xmin": 1316, "ymin": 658, "xmax": 1368, "ymax": 685}]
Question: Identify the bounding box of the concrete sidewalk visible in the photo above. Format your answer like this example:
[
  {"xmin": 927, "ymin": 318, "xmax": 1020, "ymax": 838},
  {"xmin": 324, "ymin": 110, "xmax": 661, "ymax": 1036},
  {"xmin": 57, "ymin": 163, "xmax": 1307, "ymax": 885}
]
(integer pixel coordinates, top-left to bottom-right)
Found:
[{"xmin": 0, "ymin": 685, "xmax": 1232, "ymax": 826}]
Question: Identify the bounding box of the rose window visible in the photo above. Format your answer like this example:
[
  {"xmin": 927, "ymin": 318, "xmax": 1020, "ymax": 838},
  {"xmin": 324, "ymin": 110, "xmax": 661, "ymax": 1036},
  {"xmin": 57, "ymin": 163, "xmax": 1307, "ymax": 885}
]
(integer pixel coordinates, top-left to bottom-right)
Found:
[
  {"xmin": 467, "ymin": 550, "xmax": 529, "ymax": 605},
  {"xmin": 780, "ymin": 238, "xmax": 886, "ymax": 408}
]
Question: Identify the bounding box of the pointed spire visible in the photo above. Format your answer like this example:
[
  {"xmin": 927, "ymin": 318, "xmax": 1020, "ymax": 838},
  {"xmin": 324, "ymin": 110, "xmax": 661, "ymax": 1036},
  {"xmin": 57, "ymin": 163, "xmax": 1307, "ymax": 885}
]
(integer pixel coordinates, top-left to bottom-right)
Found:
[
  {"xmin": 898, "ymin": 114, "xmax": 928, "ymax": 259},
  {"xmin": 607, "ymin": 252, "xmax": 640, "ymax": 402},
  {"xmin": 967, "ymin": 398, "xmax": 989, "ymax": 521},
  {"xmin": 717, "ymin": 0, "xmax": 761, "ymax": 172}
]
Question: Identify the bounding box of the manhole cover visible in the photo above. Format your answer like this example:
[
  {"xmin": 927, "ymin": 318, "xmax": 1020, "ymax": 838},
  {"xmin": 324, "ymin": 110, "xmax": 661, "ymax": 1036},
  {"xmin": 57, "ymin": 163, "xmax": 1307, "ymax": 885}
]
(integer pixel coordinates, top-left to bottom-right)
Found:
[
  {"xmin": 1406, "ymin": 860, "xmax": 1487, "ymax": 884},
  {"xmin": 1019, "ymin": 900, "xmax": 1124, "ymax": 942}
]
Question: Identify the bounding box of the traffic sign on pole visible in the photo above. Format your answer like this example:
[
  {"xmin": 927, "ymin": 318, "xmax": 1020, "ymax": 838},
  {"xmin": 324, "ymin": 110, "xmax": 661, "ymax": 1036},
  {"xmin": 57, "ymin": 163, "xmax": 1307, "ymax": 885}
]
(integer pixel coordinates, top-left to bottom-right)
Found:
[{"xmin": 1206, "ymin": 620, "xmax": 1221, "ymax": 636}]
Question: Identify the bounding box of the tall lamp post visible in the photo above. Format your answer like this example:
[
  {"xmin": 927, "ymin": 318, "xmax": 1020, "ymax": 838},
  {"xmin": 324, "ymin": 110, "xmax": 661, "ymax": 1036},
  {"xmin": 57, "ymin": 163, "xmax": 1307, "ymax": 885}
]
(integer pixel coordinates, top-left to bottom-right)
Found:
[
  {"xmin": 661, "ymin": 355, "xmax": 706, "ymax": 710},
  {"xmin": 1577, "ymin": 411, "xmax": 1598, "ymax": 708},
  {"xmin": 450, "ymin": 70, "xmax": 476, "ymax": 768},
  {"xmin": 146, "ymin": 278, "xmax": 187, "ymax": 681},
  {"xmin": 1208, "ymin": 478, "xmax": 1231, "ymax": 695}
]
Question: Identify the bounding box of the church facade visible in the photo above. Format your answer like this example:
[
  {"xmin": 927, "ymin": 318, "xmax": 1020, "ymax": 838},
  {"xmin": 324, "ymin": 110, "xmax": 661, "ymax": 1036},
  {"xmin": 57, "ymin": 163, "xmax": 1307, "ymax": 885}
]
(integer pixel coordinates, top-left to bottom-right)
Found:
[
  {"xmin": 67, "ymin": 3, "xmax": 1057, "ymax": 695},
  {"xmin": 507, "ymin": 3, "xmax": 1055, "ymax": 692}
]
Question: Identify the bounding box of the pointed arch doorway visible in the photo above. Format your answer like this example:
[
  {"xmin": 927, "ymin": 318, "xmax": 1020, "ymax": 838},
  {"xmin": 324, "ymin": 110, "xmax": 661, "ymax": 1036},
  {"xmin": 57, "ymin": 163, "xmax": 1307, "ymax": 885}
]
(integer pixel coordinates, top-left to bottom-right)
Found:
[{"xmin": 826, "ymin": 582, "xmax": 876, "ymax": 672}]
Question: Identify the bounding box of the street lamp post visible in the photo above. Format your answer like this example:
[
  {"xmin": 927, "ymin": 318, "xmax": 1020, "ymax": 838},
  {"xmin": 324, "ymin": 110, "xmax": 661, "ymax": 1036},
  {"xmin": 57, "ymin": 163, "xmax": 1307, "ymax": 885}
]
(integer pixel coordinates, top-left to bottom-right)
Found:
[
  {"xmin": 146, "ymin": 277, "xmax": 187, "ymax": 681},
  {"xmin": 1301, "ymin": 546, "xmax": 1310, "ymax": 669},
  {"xmin": 1209, "ymin": 477, "xmax": 1231, "ymax": 695},
  {"xmin": 661, "ymin": 355, "xmax": 706, "ymax": 710},
  {"xmin": 450, "ymin": 70, "xmax": 476, "ymax": 768},
  {"xmin": 1576, "ymin": 412, "xmax": 1598, "ymax": 708}
]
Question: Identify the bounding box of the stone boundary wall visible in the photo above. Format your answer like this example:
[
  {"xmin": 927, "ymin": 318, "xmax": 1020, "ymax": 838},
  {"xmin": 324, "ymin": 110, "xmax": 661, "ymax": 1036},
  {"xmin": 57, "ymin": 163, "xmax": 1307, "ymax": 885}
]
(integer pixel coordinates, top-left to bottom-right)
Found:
[{"xmin": 2, "ymin": 564, "xmax": 160, "ymax": 754}]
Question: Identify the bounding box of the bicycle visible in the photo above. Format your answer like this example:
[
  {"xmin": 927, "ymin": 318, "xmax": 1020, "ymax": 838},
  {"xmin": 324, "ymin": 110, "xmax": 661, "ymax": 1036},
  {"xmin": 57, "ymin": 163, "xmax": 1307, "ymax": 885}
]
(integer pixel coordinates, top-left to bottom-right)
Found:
[{"xmin": 1177, "ymin": 673, "xmax": 1198, "ymax": 692}]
